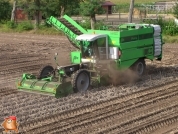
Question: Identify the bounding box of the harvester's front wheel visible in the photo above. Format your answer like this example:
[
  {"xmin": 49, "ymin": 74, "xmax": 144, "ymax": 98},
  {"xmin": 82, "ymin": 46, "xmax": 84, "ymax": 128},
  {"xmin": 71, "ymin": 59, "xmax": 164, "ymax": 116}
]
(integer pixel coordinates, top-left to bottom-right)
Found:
[
  {"xmin": 72, "ymin": 69, "xmax": 90, "ymax": 93},
  {"xmin": 132, "ymin": 59, "xmax": 146, "ymax": 76},
  {"xmin": 38, "ymin": 65, "xmax": 54, "ymax": 79}
]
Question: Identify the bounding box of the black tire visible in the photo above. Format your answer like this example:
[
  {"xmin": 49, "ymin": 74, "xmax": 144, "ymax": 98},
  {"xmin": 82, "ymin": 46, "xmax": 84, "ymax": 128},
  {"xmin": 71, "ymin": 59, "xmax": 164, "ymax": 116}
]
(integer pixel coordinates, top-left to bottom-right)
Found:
[
  {"xmin": 72, "ymin": 69, "xmax": 90, "ymax": 93},
  {"xmin": 132, "ymin": 59, "xmax": 146, "ymax": 76},
  {"xmin": 38, "ymin": 65, "xmax": 54, "ymax": 79}
]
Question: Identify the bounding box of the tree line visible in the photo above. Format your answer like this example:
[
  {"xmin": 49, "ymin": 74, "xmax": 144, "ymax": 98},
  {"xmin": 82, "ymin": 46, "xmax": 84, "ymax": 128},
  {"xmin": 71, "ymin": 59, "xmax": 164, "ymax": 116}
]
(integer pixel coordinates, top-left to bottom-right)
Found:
[{"xmin": 0, "ymin": 0, "xmax": 106, "ymax": 29}]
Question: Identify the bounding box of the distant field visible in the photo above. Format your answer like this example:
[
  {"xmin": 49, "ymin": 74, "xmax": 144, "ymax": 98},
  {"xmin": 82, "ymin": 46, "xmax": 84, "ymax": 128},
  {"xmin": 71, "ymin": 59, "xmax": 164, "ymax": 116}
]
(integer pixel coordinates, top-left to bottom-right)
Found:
[{"xmin": 110, "ymin": 0, "xmax": 172, "ymax": 4}]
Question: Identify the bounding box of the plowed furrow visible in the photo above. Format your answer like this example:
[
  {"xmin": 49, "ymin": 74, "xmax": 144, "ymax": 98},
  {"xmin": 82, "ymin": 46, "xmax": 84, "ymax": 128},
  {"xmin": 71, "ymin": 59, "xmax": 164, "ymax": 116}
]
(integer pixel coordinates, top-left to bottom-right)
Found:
[
  {"xmin": 0, "ymin": 88, "xmax": 17, "ymax": 96},
  {"xmin": 0, "ymin": 53, "xmax": 39, "ymax": 59},
  {"xmin": 0, "ymin": 56, "xmax": 43, "ymax": 66},
  {"xmin": 107, "ymin": 105, "xmax": 178, "ymax": 134},
  {"xmin": 23, "ymin": 84, "xmax": 178, "ymax": 133},
  {"xmin": 40, "ymin": 88, "xmax": 178, "ymax": 134},
  {"xmin": 0, "ymin": 58, "xmax": 48, "ymax": 71},
  {"xmin": 17, "ymin": 80, "xmax": 178, "ymax": 133},
  {"xmin": 123, "ymin": 114, "xmax": 178, "ymax": 134}
]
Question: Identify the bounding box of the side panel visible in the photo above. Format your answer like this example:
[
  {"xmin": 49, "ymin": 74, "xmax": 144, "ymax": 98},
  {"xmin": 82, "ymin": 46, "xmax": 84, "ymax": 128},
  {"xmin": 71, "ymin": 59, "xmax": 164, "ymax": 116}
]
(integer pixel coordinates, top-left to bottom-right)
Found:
[
  {"xmin": 118, "ymin": 27, "xmax": 155, "ymax": 69},
  {"xmin": 70, "ymin": 51, "xmax": 81, "ymax": 64},
  {"xmin": 117, "ymin": 59, "xmax": 137, "ymax": 70},
  {"xmin": 120, "ymin": 46, "xmax": 153, "ymax": 61},
  {"xmin": 87, "ymin": 30, "xmax": 120, "ymax": 47}
]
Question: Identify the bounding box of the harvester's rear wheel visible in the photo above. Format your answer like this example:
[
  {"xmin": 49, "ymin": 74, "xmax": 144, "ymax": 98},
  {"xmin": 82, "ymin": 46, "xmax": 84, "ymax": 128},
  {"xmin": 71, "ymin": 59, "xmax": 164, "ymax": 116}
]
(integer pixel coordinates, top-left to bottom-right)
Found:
[
  {"xmin": 132, "ymin": 59, "xmax": 146, "ymax": 76},
  {"xmin": 72, "ymin": 69, "xmax": 90, "ymax": 93},
  {"xmin": 38, "ymin": 65, "xmax": 54, "ymax": 79}
]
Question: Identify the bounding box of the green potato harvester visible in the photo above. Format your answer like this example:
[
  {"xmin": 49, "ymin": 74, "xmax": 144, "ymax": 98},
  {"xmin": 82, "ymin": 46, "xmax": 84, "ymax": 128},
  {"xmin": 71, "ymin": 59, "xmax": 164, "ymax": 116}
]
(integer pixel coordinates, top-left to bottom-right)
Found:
[{"xmin": 16, "ymin": 15, "xmax": 164, "ymax": 98}]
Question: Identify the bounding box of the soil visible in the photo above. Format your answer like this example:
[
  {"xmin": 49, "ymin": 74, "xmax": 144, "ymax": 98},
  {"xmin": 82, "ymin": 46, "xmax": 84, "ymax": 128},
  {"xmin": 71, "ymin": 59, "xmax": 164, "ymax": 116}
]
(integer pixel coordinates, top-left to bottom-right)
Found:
[{"xmin": 0, "ymin": 32, "xmax": 178, "ymax": 134}]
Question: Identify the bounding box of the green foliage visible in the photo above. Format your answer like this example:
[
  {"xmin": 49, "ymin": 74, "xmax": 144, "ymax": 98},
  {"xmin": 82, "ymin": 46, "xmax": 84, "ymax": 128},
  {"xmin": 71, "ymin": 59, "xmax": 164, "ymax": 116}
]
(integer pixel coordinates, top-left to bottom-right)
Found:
[
  {"xmin": 40, "ymin": 0, "xmax": 61, "ymax": 18},
  {"xmin": 78, "ymin": 19, "xmax": 91, "ymax": 29},
  {"xmin": 6, "ymin": 21, "xmax": 17, "ymax": 29},
  {"xmin": 79, "ymin": 0, "xmax": 105, "ymax": 16},
  {"xmin": 163, "ymin": 21, "xmax": 178, "ymax": 36},
  {"xmin": 173, "ymin": 2, "xmax": 178, "ymax": 19},
  {"xmin": 64, "ymin": 0, "xmax": 81, "ymax": 16},
  {"xmin": 143, "ymin": 17, "xmax": 178, "ymax": 36},
  {"xmin": 17, "ymin": 21, "xmax": 34, "ymax": 31},
  {"xmin": 163, "ymin": 35, "xmax": 178, "ymax": 43},
  {"xmin": 110, "ymin": 0, "xmax": 164, "ymax": 4},
  {"xmin": 0, "ymin": 0, "xmax": 12, "ymax": 21},
  {"xmin": 2, "ymin": 19, "xmax": 33, "ymax": 32},
  {"xmin": 78, "ymin": 18, "xmax": 105, "ymax": 30},
  {"xmin": 18, "ymin": 0, "xmax": 81, "ymax": 19}
]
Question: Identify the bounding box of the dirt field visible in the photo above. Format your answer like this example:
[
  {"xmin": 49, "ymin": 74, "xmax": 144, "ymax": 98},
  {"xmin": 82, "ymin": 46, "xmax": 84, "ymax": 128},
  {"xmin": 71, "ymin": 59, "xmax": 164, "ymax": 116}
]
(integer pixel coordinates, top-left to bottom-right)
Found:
[{"xmin": 0, "ymin": 32, "xmax": 178, "ymax": 134}]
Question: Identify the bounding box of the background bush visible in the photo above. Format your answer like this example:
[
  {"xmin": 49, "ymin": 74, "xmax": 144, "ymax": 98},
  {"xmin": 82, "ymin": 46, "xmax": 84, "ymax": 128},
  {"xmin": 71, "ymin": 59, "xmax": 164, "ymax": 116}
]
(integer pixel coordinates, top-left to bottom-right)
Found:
[
  {"xmin": 0, "ymin": 0, "xmax": 12, "ymax": 22},
  {"xmin": 143, "ymin": 17, "xmax": 178, "ymax": 36},
  {"xmin": 16, "ymin": 21, "xmax": 34, "ymax": 31},
  {"xmin": 6, "ymin": 21, "xmax": 17, "ymax": 29}
]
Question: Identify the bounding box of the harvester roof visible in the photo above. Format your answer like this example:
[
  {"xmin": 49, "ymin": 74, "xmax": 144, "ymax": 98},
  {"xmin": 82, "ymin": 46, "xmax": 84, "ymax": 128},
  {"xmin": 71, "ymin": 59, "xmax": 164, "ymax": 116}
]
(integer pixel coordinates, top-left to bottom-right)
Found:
[{"xmin": 76, "ymin": 34, "xmax": 107, "ymax": 41}]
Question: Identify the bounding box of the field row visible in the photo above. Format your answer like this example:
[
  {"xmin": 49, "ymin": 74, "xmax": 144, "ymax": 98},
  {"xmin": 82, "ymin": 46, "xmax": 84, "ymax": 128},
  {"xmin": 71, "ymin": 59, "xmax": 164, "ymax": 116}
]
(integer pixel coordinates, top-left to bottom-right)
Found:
[{"xmin": 0, "ymin": 33, "xmax": 178, "ymax": 133}]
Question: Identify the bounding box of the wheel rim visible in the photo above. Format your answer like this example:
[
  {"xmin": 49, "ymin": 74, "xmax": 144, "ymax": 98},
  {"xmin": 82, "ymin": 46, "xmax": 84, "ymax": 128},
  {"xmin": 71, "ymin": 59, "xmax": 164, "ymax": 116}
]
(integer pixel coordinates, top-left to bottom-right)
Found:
[
  {"xmin": 76, "ymin": 72, "xmax": 90, "ymax": 92},
  {"xmin": 136, "ymin": 62, "xmax": 144, "ymax": 75}
]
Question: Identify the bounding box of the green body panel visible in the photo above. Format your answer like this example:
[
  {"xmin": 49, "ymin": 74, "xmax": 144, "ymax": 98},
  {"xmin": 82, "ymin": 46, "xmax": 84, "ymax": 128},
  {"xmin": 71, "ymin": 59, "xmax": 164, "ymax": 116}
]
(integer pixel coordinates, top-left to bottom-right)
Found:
[
  {"xmin": 120, "ymin": 46, "xmax": 153, "ymax": 61},
  {"xmin": 118, "ymin": 46, "xmax": 154, "ymax": 69},
  {"xmin": 70, "ymin": 51, "xmax": 81, "ymax": 64},
  {"xmin": 117, "ymin": 59, "xmax": 137, "ymax": 70},
  {"xmin": 87, "ymin": 26, "xmax": 156, "ymax": 68},
  {"xmin": 87, "ymin": 30, "xmax": 120, "ymax": 46},
  {"xmin": 120, "ymin": 39, "xmax": 153, "ymax": 50},
  {"xmin": 18, "ymin": 79, "xmax": 59, "ymax": 94},
  {"xmin": 17, "ymin": 74, "xmax": 73, "ymax": 98}
]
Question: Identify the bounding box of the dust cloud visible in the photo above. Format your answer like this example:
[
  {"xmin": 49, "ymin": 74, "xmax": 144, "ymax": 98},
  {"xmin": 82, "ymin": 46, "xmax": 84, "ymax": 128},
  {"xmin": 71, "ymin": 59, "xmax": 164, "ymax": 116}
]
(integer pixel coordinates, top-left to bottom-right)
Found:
[{"xmin": 99, "ymin": 64, "xmax": 140, "ymax": 86}]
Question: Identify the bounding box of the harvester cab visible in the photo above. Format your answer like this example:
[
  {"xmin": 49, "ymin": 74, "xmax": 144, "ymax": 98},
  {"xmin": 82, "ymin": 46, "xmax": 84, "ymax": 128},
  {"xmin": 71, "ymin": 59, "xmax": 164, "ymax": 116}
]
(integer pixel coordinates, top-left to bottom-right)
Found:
[{"xmin": 76, "ymin": 34, "xmax": 109, "ymax": 61}]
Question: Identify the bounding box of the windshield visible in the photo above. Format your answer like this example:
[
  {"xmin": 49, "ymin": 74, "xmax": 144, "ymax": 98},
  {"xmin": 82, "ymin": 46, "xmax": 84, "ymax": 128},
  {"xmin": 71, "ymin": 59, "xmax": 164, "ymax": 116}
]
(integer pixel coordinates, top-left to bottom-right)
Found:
[{"xmin": 81, "ymin": 40, "xmax": 99, "ymax": 59}]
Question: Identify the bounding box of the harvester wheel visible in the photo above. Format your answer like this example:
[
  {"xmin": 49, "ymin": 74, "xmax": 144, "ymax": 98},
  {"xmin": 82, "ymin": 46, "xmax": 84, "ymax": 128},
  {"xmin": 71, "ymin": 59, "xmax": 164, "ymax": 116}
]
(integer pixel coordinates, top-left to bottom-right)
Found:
[
  {"xmin": 72, "ymin": 69, "xmax": 90, "ymax": 93},
  {"xmin": 132, "ymin": 59, "xmax": 146, "ymax": 76},
  {"xmin": 38, "ymin": 65, "xmax": 54, "ymax": 79}
]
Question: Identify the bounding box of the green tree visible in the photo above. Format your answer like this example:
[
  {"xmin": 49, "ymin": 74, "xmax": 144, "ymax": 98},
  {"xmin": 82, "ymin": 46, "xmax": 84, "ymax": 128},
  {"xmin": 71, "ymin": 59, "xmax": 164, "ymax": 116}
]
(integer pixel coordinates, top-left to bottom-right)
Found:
[
  {"xmin": 64, "ymin": 0, "xmax": 81, "ymax": 16},
  {"xmin": 40, "ymin": 0, "xmax": 60, "ymax": 18},
  {"xmin": 17, "ymin": 0, "xmax": 41, "ymax": 28},
  {"xmin": 18, "ymin": 0, "xmax": 81, "ymax": 25},
  {"xmin": 41, "ymin": 0, "xmax": 80, "ymax": 18},
  {"xmin": 0, "ymin": 0, "xmax": 12, "ymax": 22},
  {"xmin": 79, "ymin": 0, "xmax": 105, "ymax": 29},
  {"xmin": 59, "ymin": 0, "xmax": 81, "ymax": 16}
]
